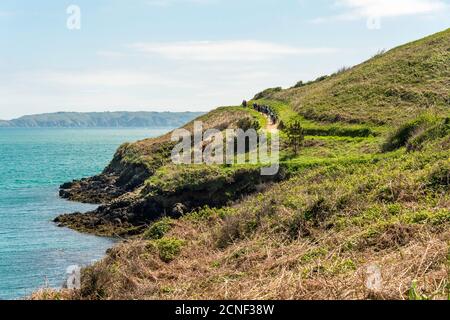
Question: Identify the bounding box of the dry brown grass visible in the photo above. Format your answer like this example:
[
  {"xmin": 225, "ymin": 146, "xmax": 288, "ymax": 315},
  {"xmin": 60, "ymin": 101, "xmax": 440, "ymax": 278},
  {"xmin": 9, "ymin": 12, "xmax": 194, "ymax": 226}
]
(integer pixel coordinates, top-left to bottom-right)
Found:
[
  {"xmin": 32, "ymin": 214, "xmax": 449, "ymax": 300},
  {"xmin": 30, "ymin": 289, "xmax": 75, "ymax": 300}
]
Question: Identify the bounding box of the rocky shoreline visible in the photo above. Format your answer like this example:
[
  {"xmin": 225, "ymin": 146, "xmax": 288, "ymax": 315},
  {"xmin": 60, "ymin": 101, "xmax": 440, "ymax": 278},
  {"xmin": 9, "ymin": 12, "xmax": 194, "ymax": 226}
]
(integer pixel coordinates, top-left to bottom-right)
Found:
[
  {"xmin": 55, "ymin": 164, "xmax": 155, "ymax": 237},
  {"xmin": 59, "ymin": 174, "xmax": 124, "ymax": 204},
  {"xmin": 53, "ymin": 107, "xmax": 282, "ymax": 237},
  {"xmin": 55, "ymin": 166, "xmax": 284, "ymax": 237}
]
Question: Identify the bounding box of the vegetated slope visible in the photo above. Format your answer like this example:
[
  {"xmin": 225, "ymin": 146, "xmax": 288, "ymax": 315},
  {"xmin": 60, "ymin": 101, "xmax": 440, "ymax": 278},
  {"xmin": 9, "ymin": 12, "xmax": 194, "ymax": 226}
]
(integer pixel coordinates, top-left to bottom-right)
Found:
[
  {"xmin": 34, "ymin": 30, "xmax": 449, "ymax": 300},
  {"xmin": 267, "ymin": 29, "xmax": 450, "ymax": 125},
  {"xmin": 55, "ymin": 106, "xmax": 270, "ymax": 236},
  {"xmin": 0, "ymin": 111, "xmax": 205, "ymax": 128}
]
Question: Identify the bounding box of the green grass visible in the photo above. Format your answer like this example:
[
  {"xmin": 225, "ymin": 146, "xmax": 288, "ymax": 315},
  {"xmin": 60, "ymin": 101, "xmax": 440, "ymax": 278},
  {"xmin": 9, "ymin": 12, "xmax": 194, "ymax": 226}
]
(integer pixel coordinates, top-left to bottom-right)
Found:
[
  {"xmin": 211, "ymin": 133, "xmax": 450, "ymax": 246},
  {"xmin": 250, "ymin": 98, "xmax": 387, "ymax": 138},
  {"xmin": 144, "ymin": 164, "xmax": 264, "ymax": 195},
  {"xmin": 384, "ymin": 114, "xmax": 450, "ymax": 152},
  {"xmin": 302, "ymin": 123, "xmax": 382, "ymax": 137},
  {"xmin": 266, "ymin": 29, "xmax": 450, "ymax": 125},
  {"xmin": 248, "ymin": 99, "xmax": 298, "ymax": 125}
]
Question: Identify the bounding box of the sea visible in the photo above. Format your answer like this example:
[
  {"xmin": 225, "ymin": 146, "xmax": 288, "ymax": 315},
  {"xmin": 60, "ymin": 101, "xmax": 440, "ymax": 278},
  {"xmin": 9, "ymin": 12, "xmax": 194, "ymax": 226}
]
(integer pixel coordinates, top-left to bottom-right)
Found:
[{"xmin": 0, "ymin": 128, "xmax": 171, "ymax": 300}]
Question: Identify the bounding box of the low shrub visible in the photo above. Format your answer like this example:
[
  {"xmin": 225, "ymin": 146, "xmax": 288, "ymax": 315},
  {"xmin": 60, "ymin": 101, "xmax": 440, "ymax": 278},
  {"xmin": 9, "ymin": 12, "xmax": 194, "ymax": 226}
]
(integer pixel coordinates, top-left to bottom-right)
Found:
[
  {"xmin": 303, "ymin": 124, "xmax": 375, "ymax": 138},
  {"xmin": 253, "ymin": 87, "xmax": 282, "ymax": 100},
  {"xmin": 292, "ymin": 81, "xmax": 305, "ymax": 88},
  {"xmin": 407, "ymin": 117, "xmax": 450, "ymax": 151},
  {"xmin": 426, "ymin": 160, "xmax": 450, "ymax": 190},
  {"xmin": 154, "ymin": 238, "xmax": 185, "ymax": 263},
  {"xmin": 237, "ymin": 117, "xmax": 261, "ymax": 131},
  {"xmin": 382, "ymin": 114, "xmax": 440, "ymax": 152},
  {"xmin": 187, "ymin": 206, "xmax": 236, "ymax": 221},
  {"xmin": 143, "ymin": 218, "xmax": 174, "ymax": 240}
]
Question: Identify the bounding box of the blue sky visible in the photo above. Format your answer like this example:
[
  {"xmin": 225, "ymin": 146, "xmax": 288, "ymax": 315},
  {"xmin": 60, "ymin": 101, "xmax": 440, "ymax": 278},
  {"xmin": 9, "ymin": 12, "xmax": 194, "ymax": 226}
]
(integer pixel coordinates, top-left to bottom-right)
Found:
[{"xmin": 0, "ymin": 0, "xmax": 449, "ymax": 119}]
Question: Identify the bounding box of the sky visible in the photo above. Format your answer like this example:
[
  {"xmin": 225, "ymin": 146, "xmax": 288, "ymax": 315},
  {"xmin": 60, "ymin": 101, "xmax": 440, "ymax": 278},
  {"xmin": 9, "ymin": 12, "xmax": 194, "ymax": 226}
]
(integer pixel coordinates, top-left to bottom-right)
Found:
[{"xmin": 0, "ymin": 0, "xmax": 449, "ymax": 119}]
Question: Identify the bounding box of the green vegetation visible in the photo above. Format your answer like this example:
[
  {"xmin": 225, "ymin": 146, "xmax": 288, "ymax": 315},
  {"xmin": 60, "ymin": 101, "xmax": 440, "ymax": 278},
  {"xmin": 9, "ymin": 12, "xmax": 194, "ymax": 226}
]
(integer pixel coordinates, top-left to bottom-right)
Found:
[
  {"xmin": 382, "ymin": 113, "xmax": 446, "ymax": 151},
  {"xmin": 302, "ymin": 123, "xmax": 378, "ymax": 138},
  {"xmin": 253, "ymin": 87, "xmax": 283, "ymax": 100},
  {"xmin": 248, "ymin": 99, "xmax": 296, "ymax": 126},
  {"xmin": 143, "ymin": 218, "xmax": 175, "ymax": 240},
  {"xmin": 409, "ymin": 280, "xmax": 430, "ymax": 300},
  {"xmin": 237, "ymin": 117, "xmax": 261, "ymax": 131},
  {"xmin": 41, "ymin": 29, "xmax": 450, "ymax": 301},
  {"xmin": 285, "ymin": 120, "xmax": 304, "ymax": 155},
  {"xmin": 266, "ymin": 29, "xmax": 450, "ymax": 125},
  {"xmin": 153, "ymin": 238, "xmax": 185, "ymax": 263}
]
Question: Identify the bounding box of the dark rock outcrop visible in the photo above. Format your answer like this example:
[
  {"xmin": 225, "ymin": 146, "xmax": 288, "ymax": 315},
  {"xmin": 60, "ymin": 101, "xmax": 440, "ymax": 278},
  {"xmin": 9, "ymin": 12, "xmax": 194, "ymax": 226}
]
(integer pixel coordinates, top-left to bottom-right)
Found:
[
  {"xmin": 55, "ymin": 167, "xmax": 285, "ymax": 236},
  {"xmin": 59, "ymin": 174, "xmax": 124, "ymax": 204}
]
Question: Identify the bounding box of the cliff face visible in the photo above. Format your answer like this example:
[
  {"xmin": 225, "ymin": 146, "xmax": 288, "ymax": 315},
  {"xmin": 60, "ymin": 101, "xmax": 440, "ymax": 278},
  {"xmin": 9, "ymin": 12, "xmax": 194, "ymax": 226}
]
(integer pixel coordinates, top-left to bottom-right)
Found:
[{"xmin": 44, "ymin": 30, "xmax": 450, "ymax": 300}]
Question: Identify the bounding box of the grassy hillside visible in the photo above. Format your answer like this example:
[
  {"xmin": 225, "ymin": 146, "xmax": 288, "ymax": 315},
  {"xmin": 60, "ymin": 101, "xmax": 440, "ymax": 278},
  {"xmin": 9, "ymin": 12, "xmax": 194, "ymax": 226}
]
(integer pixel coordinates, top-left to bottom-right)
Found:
[
  {"xmin": 34, "ymin": 30, "xmax": 449, "ymax": 300},
  {"xmin": 266, "ymin": 29, "xmax": 450, "ymax": 125}
]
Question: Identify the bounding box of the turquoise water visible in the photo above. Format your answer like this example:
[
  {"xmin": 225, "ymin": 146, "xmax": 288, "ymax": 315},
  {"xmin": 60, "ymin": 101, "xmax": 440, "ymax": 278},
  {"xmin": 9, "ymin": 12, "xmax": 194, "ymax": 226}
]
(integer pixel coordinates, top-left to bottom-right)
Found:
[{"xmin": 0, "ymin": 128, "xmax": 170, "ymax": 300}]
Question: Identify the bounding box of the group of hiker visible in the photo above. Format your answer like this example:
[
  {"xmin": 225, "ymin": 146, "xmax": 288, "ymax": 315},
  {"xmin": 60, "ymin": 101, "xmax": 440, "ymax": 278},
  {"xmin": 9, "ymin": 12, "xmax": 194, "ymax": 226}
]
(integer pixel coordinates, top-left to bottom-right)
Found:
[{"xmin": 242, "ymin": 100, "xmax": 278, "ymax": 124}]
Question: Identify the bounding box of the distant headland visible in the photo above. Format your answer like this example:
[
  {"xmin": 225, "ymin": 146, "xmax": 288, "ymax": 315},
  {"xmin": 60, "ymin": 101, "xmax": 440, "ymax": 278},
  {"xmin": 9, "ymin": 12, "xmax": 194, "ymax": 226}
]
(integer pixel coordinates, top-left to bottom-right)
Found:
[{"xmin": 0, "ymin": 111, "xmax": 205, "ymax": 128}]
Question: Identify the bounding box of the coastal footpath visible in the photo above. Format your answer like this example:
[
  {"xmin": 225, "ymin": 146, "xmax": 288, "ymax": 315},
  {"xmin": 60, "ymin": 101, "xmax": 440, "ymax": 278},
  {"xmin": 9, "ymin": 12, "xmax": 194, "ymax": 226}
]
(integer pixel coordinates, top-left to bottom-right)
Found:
[{"xmin": 35, "ymin": 29, "xmax": 449, "ymax": 300}]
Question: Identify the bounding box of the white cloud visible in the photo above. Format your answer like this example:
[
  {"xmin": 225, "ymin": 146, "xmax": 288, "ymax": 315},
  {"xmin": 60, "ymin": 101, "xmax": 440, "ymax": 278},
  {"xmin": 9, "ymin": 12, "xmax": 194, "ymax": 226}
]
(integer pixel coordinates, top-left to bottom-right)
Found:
[
  {"xmin": 131, "ymin": 40, "xmax": 338, "ymax": 61},
  {"xmin": 339, "ymin": 0, "xmax": 447, "ymax": 17},
  {"xmin": 11, "ymin": 70, "xmax": 197, "ymax": 88},
  {"xmin": 50, "ymin": 71, "xmax": 196, "ymax": 88},
  {"xmin": 312, "ymin": 0, "xmax": 448, "ymax": 23}
]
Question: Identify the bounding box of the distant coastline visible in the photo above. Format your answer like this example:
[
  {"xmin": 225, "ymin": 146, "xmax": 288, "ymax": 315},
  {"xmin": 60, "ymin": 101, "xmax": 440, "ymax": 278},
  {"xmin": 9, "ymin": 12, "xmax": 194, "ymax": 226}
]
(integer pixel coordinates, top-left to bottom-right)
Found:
[{"xmin": 0, "ymin": 111, "xmax": 205, "ymax": 128}]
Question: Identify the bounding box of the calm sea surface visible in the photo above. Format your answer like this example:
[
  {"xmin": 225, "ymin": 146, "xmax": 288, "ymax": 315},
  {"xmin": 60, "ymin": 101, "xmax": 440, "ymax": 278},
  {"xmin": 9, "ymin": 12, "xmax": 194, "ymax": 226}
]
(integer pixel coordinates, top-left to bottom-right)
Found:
[{"xmin": 0, "ymin": 128, "xmax": 170, "ymax": 299}]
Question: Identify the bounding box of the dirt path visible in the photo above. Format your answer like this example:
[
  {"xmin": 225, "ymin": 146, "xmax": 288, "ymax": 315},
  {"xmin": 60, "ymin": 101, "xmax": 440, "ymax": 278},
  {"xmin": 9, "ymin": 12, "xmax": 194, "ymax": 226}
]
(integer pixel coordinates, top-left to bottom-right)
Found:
[{"xmin": 264, "ymin": 114, "xmax": 279, "ymax": 134}]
